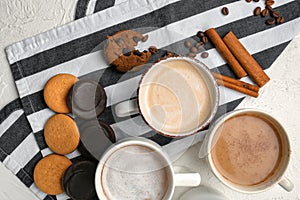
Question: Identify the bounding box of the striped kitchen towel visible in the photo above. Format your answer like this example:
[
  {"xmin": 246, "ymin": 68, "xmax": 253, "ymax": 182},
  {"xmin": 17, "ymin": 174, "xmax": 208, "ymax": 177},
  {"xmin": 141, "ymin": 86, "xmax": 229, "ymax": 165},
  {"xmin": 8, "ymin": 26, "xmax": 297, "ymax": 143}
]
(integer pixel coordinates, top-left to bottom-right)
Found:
[{"xmin": 1, "ymin": 0, "xmax": 300, "ymax": 199}]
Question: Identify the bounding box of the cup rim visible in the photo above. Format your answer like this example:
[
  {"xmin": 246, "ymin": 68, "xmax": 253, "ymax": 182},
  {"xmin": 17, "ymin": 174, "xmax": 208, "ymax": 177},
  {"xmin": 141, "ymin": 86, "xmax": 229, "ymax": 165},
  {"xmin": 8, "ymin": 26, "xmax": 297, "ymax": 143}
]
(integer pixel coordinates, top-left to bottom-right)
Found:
[
  {"xmin": 137, "ymin": 56, "xmax": 219, "ymax": 138},
  {"xmin": 206, "ymin": 108, "xmax": 291, "ymax": 193},
  {"xmin": 94, "ymin": 137, "xmax": 175, "ymax": 200}
]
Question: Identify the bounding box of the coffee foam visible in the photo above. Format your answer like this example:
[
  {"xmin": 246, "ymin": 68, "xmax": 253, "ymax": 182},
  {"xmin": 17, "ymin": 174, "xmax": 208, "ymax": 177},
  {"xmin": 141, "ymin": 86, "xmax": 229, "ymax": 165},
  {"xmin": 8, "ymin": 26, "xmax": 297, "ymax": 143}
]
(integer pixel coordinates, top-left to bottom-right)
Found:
[
  {"xmin": 139, "ymin": 59, "xmax": 212, "ymax": 134},
  {"xmin": 211, "ymin": 114, "xmax": 282, "ymax": 186},
  {"xmin": 101, "ymin": 145, "xmax": 170, "ymax": 200}
]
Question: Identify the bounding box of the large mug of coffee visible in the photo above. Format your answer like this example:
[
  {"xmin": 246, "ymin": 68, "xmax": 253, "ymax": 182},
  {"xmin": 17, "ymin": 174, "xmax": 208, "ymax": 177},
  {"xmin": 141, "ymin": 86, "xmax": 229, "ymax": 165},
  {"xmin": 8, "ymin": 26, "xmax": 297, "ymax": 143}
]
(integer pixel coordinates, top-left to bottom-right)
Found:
[
  {"xmin": 95, "ymin": 137, "xmax": 201, "ymax": 200},
  {"xmin": 199, "ymin": 108, "xmax": 294, "ymax": 193},
  {"xmin": 115, "ymin": 56, "xmax": 219, "ymax": 137}
]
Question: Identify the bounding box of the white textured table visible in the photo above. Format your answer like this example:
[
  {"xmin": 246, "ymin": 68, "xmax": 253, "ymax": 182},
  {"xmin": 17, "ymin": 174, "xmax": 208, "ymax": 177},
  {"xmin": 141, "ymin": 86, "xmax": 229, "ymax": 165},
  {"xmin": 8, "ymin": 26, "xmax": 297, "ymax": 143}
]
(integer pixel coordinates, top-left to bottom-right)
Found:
[{"xmin": 0, "ymin": 1, "xmax": 299, "ymax": 199}]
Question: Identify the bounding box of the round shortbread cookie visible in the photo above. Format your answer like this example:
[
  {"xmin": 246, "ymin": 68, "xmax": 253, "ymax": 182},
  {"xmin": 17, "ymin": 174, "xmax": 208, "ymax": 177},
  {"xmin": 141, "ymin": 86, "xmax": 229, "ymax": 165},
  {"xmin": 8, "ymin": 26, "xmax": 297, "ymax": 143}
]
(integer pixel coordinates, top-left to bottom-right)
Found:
[
  {"xmin": 34, "ymin": 154, "xmax": 72, "ymax": 195},
  {"xmin": 44, "ymin": 73, "xmax": 78, "ymax": 113},
  {"xmin": 44, "ymin": 114, "xmax": 80, "ymax": 155}
]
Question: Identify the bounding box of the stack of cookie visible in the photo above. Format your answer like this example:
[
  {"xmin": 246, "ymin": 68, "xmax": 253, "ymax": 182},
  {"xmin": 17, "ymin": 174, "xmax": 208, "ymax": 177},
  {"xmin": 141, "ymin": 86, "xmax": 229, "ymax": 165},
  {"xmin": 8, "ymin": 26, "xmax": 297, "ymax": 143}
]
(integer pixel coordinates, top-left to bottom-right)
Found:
[{"xmin": 34, "ymin": 73, "xmax": 114, "ymax": 199}]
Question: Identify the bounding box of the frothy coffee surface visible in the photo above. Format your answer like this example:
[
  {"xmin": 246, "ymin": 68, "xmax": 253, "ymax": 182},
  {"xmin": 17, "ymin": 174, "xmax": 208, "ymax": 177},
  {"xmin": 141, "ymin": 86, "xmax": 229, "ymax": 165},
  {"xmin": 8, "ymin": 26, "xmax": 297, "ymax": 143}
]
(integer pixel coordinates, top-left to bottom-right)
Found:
[
  {"xmin": 101, "ymin": 145, "xmax": 170, "ymax": 200},
  {"xmin": 139, "ymin": 59, "xmax": 212, "ymax": 134},
  {"xmin": 211, "ymin": 114, "xmax": 281, "ymax": 186}
]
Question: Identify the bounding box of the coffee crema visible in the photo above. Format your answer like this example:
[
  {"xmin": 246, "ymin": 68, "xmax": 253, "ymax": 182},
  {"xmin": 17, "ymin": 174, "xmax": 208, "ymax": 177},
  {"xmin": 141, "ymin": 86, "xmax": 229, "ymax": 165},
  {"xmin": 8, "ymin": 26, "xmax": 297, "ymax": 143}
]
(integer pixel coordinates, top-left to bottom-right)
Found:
[
  {"xmin": 211, "ymin": 114, "xmax": 282, "ymax": 186},
  {"xmin": 139, "ymin": 59, "xmax": 212, "ymax": 134},
  {"xmin": 101, "ymin": 145, "xmax": 170, "ymax": 200}
]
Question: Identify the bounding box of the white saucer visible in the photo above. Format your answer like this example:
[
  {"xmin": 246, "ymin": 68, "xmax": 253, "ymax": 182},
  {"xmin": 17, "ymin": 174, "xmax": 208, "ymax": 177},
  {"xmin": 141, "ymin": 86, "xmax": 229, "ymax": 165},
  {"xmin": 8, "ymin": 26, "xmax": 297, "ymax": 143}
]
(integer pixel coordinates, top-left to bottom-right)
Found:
[{"xmin": 179, "ymin": 186, "xmax": 229, "ymax": 200}]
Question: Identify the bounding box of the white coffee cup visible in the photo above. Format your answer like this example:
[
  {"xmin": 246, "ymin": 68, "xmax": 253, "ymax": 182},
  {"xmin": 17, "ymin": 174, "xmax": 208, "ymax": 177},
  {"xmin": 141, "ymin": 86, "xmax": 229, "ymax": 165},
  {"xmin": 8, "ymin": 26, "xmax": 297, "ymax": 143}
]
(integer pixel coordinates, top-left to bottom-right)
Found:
[
  {"xmin": 115, "ymin": 56, "xmax": 219, "ymax": 138},
  {"xmin": 95, "ymin": 137, "xmax": 201, "ymax": 200},
  {"xmin": 199, "ymin": 108, "xmax": 294, "ymax": 193}
]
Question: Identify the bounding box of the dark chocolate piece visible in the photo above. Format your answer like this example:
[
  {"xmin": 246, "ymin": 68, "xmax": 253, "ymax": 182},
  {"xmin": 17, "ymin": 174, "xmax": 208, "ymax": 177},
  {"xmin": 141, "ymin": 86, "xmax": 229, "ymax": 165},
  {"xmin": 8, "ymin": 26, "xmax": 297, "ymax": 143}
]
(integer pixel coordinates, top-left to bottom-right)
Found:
[
  {"xmin": 78, "ymin": 119, "xmax": 115, "ymax": 160},
  {"xmin": 63, "ymin": 161, "xmax": 98, "ymax": 200},
  {"xmin": 67, "ymin": 80, "xmax": 107, "ymax": 119}
]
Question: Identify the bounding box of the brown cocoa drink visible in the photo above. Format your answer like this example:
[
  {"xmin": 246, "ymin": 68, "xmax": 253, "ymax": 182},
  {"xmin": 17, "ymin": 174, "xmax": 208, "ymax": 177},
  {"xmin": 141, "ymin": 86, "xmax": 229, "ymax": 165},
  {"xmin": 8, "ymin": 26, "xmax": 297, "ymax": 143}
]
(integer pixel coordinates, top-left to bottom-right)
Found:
[{"xmin": 211, "ymin": 113, "xmax": 282, "ymax": 186}]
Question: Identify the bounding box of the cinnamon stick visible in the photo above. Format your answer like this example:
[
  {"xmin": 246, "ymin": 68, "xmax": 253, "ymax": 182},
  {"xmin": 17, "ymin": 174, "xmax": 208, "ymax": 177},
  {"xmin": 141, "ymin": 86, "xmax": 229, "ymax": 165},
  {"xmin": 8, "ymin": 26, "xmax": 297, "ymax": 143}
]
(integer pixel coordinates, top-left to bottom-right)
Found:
[
  {"xmin": 223, "ymin": 31, "xmax": 270, "ymax": 87},
  {"xmin": 216, "ymin": 79, "xmax": 259, "ymax": 98},
  {"xmin": 205, "ymin": 28, "xmax": 247, "ymax": 78},
  {"xmin": 212, "ymin": 72, "xmax": 259, "ymax": 92}
]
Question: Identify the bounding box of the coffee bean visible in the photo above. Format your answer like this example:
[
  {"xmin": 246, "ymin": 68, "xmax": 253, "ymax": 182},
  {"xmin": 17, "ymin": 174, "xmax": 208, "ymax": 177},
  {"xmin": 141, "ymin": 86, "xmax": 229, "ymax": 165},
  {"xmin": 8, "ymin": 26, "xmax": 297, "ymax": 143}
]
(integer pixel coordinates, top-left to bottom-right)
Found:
[
  {"xmin": 141, "ymin": 35, "xmax": 149, "ymax": 42},
  {"xmin": 202, "ymin": 36, "xmax": 209, "ymax": 44},
  {"xmin": 122, "ymin": 48, "xmax": 131, "ymax": 56},
  {"xmin": 261, "ymin": 9, "xmax": 269, "ymax": 17},
  {"xmin": 272, "ymin": 11, "xmax": 280, "ymax": 18},
  {"xmin": 246, "ymin": 0, "xmax": 252, "ymax": 3},
  {"xmin": 187, "ymin": 53, "xmax": 196, "ymax": 58},
  {"xmin": 276, "ymin": 16, "xmax": 284, "ymax": 24},
  {"xmin": 133, "ymin": 36, "xmax": 140, "ymax": 43},
  {"xmin": 201, "ymin": 52, "xmax": 209, "ymax": 59},
  {"xmin": 266, "ymin": 18, "xmax": 275, "ymax": 25},
  {"xmin": 253, "ymin": 0, "xmax": 259, "ymax": 2},
  {"xmin": 196, "ymin": 31, "xmax": 205, "ymax": 38},
  {"xmin": 221, "ymin": 7, "xmax": 229, "ymax": 16},
  {"xmin": 184, "ymin": 40, "xmax": 193, "ymax": 48},
  {"xmin": 266, "ymin": 5, "xmax": 273, "ymax": 11},
  {"xmin": 190, "ymin": 47, "xmax": 198, "ymax": 53},
  {"xmin": 254, "ymin": 7, "xmax": 261, "ymax": 16},
  {"xmin": 266, "ymin": 0, "xmax": 275, "ymax": 6},
  {"xmin": 148, "ymin": 46, "xmax": 158, "ymax": 54}
]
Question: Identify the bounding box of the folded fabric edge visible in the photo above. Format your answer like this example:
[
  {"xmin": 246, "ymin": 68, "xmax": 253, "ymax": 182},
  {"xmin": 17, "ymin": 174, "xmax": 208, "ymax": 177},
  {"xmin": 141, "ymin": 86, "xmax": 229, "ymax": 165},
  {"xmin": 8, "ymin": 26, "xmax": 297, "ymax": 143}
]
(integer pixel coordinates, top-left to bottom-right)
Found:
[{"xmin": 4, "ymin": 0, "xmax": 180, "ymax": 65}]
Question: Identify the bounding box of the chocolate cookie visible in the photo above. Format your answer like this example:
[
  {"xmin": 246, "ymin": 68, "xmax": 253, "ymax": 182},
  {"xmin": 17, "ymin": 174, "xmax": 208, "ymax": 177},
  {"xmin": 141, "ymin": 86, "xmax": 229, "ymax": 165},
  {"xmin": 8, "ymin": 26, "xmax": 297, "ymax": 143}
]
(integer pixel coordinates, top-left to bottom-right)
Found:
[
  {"xmin": 34, "ymin": 154, "xmax": 72, "ymax": 195},
  {"xmin": 62, "ymin": 161, "xmax": 98, "ymax": 200},
  {"xmin": 78, "ymin": 119, "xmax": 115, "ymax": 160},
  {"xmin": 44, "ymin": 114, "xmax": 80, "ymax": 155},
  {"xmin": 104, "ymin": 30, "xmax": 152, "ymax": 72},
  {"xmin": 44, "ymin": 74, "xmax": 78, "ymax": 113},
  {"xmin": 67, "ymin": 80, "xmax": 107, "ymax": 119}
]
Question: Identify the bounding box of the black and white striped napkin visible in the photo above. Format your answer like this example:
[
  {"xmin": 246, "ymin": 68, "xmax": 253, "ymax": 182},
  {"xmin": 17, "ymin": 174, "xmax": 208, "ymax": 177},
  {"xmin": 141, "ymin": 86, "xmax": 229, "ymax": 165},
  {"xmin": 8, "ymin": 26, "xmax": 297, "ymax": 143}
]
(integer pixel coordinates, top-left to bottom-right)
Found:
[{"xmin": 1, "ymin": 0, "xmax": 299, "ymax": 199}]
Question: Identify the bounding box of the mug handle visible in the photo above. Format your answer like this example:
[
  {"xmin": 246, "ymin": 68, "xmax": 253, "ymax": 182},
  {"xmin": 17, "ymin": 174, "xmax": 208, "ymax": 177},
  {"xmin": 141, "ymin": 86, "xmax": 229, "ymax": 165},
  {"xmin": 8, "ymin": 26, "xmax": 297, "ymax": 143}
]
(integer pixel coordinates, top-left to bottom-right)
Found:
[
  {"xmin": 115, "ymin": 99, "xmax": 139, "ymax": 117},
  {"xmin": 278, "ymin": 176, "xmax": 294, "ymax": 192},
  {"xmin": 174, "ymin": 173, "xmax": 201, "ymax": 187}
]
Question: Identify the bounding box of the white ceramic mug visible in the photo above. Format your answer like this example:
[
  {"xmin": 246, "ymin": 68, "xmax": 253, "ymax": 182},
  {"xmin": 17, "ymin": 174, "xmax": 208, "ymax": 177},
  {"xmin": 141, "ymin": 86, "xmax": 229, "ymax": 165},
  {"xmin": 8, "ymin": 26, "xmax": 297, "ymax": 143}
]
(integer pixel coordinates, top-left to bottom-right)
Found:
[
  {"xmin": 95, "ymin": 137, "xmax": 201, "ymax": 200},
  {"xmin": 199, "ymin": 108, "xmax": 294, "ymax": 193},
  {"xmin": 115, "ymin": 56, "xmax": 219, "ymax": 138}
]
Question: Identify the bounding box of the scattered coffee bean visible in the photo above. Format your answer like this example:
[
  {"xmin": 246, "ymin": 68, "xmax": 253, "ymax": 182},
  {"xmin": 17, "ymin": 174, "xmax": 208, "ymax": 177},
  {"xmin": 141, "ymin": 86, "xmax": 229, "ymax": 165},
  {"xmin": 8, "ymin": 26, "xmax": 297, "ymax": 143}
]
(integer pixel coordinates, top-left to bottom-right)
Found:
[
  {"xmin": 187, "ymin": 53, "xmax": 196, "ymax": 58},
  {"xmin": 141, "ymin": 35, "xmax": 149, "ymax": 42},
  {"xmin": 148, "ymin": 46, "xmax": 158, "ymax": 54},
  {"xmin": 196, "ymin": 31, "xmax": 205, "ymax": 38},
  {"xmin": 261, "ymin": 9, "xmax": 269, "ymax": 17},
  {"xmin": 195, "ymin": 42, "xmax": 204, "ymax": 50},
  {"xmin": 201, "ymin": 52, "xmax": 209, "ymax": 59},
  {"xmin": 266, "ymin": 18, "xmax": 276, "ymax": 25},
  {"xmin": 272, "ymin": 11, "xmax": 280, "ymax": 18},
  {"xmin": 190, "ymin": 47, "xmax": 198, "ymax": 53},
  {"xmin": 253, "ymin": 0, "xmax": 259, "ymax": 2},
  {"xmin": 266, "ymin": 5, "xmax": 273, "ymax": 11},
  {"xmin": 184, "ymin": 40, "xmax": 193, "ymax": 48},
  {"xmin": 276, "ymin": 16, "xmax": 284, "ymax": 24},
  {"xmin": 266, "ymin": 0, "xmax": 275, "ymax": 6},
  {"xmin": 133, "ymin": 36, "xmax": 140, "ymax": 43},
  {"xmin": 246, "ymin": 0, "xmax": 252, "ymax": 3},
  {"xmin": 202, "ymin": 36, "xmax": 209, "ymax": 44},
  {"xmin": 254, "ymin": 7, "xmax": 261, "ymax": 16},
  {"xmin": 221, "ymin": 7, "xmax": 229, "ymax": 16}
]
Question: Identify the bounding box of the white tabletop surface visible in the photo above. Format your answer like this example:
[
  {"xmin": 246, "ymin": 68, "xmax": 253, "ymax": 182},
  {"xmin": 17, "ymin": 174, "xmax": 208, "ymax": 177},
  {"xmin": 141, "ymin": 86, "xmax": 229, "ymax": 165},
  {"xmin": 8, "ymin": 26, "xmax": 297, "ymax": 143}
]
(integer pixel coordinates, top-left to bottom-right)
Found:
[{"xmin": 0, "ymin": 1, "xmax": 299, "ymax": 199}]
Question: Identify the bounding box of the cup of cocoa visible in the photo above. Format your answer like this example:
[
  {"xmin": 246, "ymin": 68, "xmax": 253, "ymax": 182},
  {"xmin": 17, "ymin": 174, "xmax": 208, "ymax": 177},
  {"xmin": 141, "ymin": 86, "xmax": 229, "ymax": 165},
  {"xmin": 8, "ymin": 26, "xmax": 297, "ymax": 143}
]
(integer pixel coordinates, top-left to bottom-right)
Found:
[
  {"xmin": 115, "ymin": 56, "xmax": 219, "ymax": 138},
  {"xmin": 199, "ymin": 108, "xmax": 294, "ymax": 193},
  {"xmin": 95, "ymin": 137, "xmax": 201, "ymax": 200}
]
